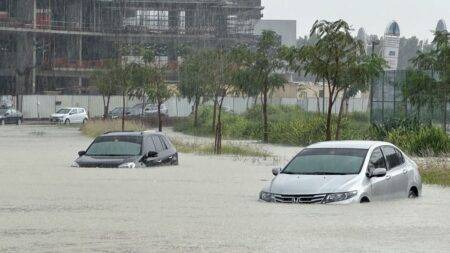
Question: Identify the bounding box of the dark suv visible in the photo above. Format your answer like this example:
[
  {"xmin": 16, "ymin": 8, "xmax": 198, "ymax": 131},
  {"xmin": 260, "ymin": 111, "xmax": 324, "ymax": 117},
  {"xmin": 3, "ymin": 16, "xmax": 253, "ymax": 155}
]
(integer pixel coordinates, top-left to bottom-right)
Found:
[{"xmin": 72, "ymin": 131, "xmax": 178, "ymax": 168}]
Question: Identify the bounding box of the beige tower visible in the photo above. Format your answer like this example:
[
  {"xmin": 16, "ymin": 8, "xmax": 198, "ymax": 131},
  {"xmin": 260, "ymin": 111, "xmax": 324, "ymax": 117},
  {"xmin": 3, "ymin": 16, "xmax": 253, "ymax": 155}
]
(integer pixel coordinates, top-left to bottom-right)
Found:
[{"xmin": 381, "ymin": 21, "xmax": 401, "ymax": 70}]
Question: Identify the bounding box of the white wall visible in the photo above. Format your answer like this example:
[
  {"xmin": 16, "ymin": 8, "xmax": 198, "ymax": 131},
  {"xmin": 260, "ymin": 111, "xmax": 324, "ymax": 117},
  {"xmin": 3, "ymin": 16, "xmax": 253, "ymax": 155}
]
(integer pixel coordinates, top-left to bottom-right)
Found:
[{"xmin": 18, "ymin": 95, "xmax": 369, "ymax": 119}]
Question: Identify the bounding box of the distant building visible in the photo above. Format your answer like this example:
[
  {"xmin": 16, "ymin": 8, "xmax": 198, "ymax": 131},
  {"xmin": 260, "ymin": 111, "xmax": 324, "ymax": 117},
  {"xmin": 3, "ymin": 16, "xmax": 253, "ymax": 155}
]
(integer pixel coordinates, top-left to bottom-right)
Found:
[
  {"xmin": 254, "ymin": 19, "xmax": 297, "ymax": 46},
  {"xmin": 356, "ymin": 27, "xmax": 369, "ymax": 53},
  {"xmin": 0, "ymin": 0, "xmax": 263, "ymax": 95},
  {"xmin": 381, "ymin": 21, "xmax": 401, "ymax": 70}
]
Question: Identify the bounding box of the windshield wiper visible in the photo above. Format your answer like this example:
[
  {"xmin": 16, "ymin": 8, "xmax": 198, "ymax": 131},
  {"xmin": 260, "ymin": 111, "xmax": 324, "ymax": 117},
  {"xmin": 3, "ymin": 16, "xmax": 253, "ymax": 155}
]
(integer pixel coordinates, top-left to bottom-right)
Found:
[
  {"xmin": 282, "ymin": 172, "xmax": 353, "ymax": 175},
  {"xmin": 306, "ymin": 172, "xmax": 353, "ymax": 175},
  {"xmin": 87, "ymin": 154, "xmax": 134, "ymax": 156}
]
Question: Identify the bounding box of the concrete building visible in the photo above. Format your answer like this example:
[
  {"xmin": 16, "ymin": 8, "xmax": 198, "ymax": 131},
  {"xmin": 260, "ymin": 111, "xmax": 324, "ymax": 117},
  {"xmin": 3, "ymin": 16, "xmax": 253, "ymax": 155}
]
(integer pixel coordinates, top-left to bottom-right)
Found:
[
  {"xmin": 254, "ymin": 19, "xmax": 297, "ymax": 46},
  {"xmin": 0, "ymin": 0, "xmax": 262, "ymax": 95},
  {"xmin": 380, "ymin": 21, "xmax": 401, "ymax": 70}
]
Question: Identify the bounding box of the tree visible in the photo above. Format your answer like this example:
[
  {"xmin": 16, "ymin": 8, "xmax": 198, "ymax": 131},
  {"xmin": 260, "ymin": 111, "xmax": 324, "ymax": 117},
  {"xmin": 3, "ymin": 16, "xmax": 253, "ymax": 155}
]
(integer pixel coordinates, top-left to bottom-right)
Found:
[
  {"xmin": 179, "ymin": 51, "xmax": 211, "ymax": 127},
  {"xmin": 117, "ymin": 63, "xmax": 136, "ymax": 131},
  {"xmin": 283, "ymin": 20, "xmax": 385, "ymax": 140},
  {"xmin": 235, "ymin": 31, "xmax": 287, "ymax": 143},
  {"xmin": 140, "ymin": 49, "xmax": 173, "ymax": 132},
  {"xmin": 91, "ymin": 60, "xmax": 120, "ymax": 119},
  {"xmin": 407, "ymin": 31, "xmax": 450, "ymax": 130}
]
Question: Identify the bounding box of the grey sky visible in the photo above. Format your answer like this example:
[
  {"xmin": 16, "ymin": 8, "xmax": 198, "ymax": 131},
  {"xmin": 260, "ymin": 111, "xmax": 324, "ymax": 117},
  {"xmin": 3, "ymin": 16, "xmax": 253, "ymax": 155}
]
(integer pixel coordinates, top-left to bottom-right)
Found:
[{"xmin": 261, "ymin": 0, "xmax": 449, "ymax": 41}]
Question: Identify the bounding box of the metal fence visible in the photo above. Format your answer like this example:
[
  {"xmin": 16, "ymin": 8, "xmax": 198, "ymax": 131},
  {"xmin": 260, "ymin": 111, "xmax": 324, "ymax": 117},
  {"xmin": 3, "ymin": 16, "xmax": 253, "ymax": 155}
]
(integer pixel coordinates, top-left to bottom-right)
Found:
[
  {"xmin": 371, "ymin": 70, "xmax": 449, "ymax": 131},
  {"xmin": 1, "ymin": 94, "xmax": 369, "ymax": 119}
]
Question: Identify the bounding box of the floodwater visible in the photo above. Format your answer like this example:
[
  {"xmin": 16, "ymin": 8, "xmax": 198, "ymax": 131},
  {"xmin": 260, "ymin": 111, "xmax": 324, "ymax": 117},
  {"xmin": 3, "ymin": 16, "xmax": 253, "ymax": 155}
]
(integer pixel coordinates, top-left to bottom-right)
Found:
[{"xmin": 0, "ymin": 125, "xmax": 449, "ymax": 252}]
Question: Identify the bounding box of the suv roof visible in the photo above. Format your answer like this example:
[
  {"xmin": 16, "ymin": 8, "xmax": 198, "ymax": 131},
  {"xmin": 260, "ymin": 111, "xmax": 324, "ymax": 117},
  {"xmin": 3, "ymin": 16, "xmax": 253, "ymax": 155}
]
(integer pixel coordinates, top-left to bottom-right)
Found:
[{"xmin": 101, "ymin": 131, "xmax": 166, "ymax": 137}]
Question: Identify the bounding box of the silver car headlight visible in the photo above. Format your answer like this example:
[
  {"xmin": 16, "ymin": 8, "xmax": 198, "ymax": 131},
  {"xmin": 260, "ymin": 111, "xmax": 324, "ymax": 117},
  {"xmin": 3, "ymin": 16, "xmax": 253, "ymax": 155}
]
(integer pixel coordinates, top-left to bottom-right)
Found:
[
  {"xmin": 259, "ymin": 191, "xmax": 274, "ymax": 202},
  {"xmin": 324, "ymin": 190, "xmax": 358, "ymax": 203},
  {"xmin": 71, "ymin": 161, "xmax": 80, "ymax": 168},
  {"xmin": 118, "ymin": 162, "xmax": 136, "ymax": 168}
]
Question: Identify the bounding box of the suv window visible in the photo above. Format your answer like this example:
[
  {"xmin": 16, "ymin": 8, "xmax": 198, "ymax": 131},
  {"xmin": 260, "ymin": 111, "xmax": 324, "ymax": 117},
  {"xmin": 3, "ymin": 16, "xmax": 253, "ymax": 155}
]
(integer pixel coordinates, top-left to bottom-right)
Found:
[
  {"xmin": 78, "ymin": 109, "xmax": 84, "ymax": 114},
  {"xmin": 146, "ymin": 136, "xmax": 156, "ymax": 152},
  {"xmin": 368, "ymin": 147, "xmax": 386, "ymax": 171},
  {"xmin": 160, "ymin": 136, "xmax": 171, "ymax": 149},
  {"xmin": 158, "ymin": 136, "xmax": 168, "ymax": 149},
  {"xmin": 382, "ymin": 146, "xmax": 403, "ymax": 169},
  {"xmin": 152, "ymin": 135, "xmax": 164, "ymax": 152}
]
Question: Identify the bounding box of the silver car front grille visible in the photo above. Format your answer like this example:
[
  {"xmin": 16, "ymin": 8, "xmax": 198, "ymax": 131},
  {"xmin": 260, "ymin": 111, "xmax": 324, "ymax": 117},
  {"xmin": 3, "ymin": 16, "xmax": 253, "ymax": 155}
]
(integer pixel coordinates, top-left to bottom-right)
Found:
[{"xmin": 273, "ymin": 194, "xmax": 326, "ymax": 204}]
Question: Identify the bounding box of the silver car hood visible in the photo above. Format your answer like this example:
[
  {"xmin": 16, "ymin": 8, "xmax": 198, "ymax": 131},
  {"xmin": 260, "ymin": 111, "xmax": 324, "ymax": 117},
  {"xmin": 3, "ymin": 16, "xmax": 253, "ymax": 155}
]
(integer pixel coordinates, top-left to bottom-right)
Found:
[{"xmin": 269, "ymin": 173, "xmax": 360, "ymax": 195}]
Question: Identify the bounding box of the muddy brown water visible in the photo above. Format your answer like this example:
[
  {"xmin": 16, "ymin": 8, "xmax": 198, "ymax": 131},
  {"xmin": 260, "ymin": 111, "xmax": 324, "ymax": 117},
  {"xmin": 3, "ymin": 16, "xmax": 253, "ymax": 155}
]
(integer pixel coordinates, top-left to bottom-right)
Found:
[{"xmin": 1, "ymin": 125, "xmax": 449, "ymax": 252}]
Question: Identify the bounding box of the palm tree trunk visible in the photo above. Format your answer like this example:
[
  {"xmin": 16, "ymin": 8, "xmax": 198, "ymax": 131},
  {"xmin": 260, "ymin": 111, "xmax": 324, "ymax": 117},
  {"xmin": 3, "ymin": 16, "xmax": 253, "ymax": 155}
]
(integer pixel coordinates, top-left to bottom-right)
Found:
[
  {"xmin": 335, "ymin": 88, "xmax": 347, "ymax": 140},
  {"xmin": 158, "ymin": 101, "xmax": 162, "ymax": 132},
  {"xmin": 212, "ymin": 95, "xmax": 218, "ymax": 132},
  {"xmin": 326, "ymin": 92, "xmax": 333, "ymax": 140},
  {"xmin": 194, "ymin": 97, "xmax": 200, "ymax": 127},
  {"xmin": 102, "ymin": 95, "xmax": 107, "ymax": 119},
  {"xmin": 121, "ymin": 90, "xmax": 126, "ymax": 131},
  {"xmin": 262, "ymin": 89, "xmax": 269, "ymax": 143},
  {"xmin": 214, "ymin": 97, "xmax": 224, "ymax": 154}
]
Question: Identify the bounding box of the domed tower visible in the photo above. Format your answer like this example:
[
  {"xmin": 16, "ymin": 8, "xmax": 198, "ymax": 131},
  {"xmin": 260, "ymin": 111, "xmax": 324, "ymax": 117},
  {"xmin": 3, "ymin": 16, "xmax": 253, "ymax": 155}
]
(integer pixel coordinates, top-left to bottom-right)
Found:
[
  {"xmin": 436, "ymin": 19, "xmax": 447, "ymax": 32},
  {"xmin": 381, "ymin": 21, "xmax": 401, "ymax": 70}
]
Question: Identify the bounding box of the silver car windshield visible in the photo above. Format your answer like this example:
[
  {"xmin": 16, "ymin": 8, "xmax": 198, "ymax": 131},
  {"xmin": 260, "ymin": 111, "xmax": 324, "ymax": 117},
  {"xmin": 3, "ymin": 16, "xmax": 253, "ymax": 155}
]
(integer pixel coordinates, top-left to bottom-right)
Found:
[
  {"xmin": 282, "ymin": 148, "xmax": 368, "ymax": 175},
  {"xmin": 86, "ymin": 136, "xmax": 143, "ymax": 156}
]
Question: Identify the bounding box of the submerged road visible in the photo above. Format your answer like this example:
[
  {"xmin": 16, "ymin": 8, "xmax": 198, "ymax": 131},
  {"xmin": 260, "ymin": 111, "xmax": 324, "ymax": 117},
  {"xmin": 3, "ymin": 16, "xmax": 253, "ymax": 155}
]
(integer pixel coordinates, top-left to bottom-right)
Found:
[{"xmin": 0, "ymin": 125, "xmax": 449, "ymax": 252}]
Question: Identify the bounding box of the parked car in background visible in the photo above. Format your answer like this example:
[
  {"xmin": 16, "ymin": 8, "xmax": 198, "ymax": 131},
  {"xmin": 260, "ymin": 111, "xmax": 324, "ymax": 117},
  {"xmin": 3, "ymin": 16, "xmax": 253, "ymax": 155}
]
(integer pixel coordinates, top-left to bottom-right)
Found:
[
  {"xmin": 144, "ymin": 104, "xmax": 168, "ymax": 116},
  {"xmin": 72, "ymin": 131, "xmax": 178, "ymax": 168},
  {"xmin": 108, "ymin": 107, "xmax": 131, "ymax": 119},
  {"xmin": 0, "ymin": 108, "xmax": 23, "ymax": 125},
  {"xmin": 50, "ymin": 107, "xmax": 88, "ymax": 124},
  {"xmin": 260, "ymin": 141, "xmax": 422, "ymax": 204},
  {"xmin": 126, "ymin": 103, "xmax": 148, "ymax": 117},
  {"xmin": 127, "ymin": 103, "xmax": 168, "ymax": 117}
]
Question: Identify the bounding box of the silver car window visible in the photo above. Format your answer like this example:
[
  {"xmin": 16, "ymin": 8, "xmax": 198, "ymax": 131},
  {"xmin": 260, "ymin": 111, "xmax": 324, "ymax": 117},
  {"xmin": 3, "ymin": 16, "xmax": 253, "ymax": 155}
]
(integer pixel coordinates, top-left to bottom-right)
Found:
[
  {"xmin": 368, "ymin": 147, "xmax": 386, "ymax": 171},
  {"xmin": 395, "ymin": 148, "xmax": 405, "ymax": 165},
  {"xmin": 382, "ymin": 146, "xmax": 402, "ymax": 169}
]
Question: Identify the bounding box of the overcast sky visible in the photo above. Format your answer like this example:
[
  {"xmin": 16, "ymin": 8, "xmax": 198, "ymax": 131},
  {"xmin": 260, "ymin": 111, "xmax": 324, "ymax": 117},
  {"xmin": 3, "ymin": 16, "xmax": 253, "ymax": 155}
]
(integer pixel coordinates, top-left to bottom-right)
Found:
[{"xmin": 261, "ymin": 0, "xmax": 449, "ymax": 41}]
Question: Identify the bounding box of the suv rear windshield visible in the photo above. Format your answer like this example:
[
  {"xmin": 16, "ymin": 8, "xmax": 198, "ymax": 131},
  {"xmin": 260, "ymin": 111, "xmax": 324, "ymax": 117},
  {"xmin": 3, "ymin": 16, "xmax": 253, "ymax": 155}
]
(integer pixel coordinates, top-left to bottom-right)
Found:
[
  {"xmin": 282, "ymin": 148, "xmax": 368, "ymax": 175},
  {"xmin": 86, "ymin": 135, "xmax": 143, "ymax": 156}
]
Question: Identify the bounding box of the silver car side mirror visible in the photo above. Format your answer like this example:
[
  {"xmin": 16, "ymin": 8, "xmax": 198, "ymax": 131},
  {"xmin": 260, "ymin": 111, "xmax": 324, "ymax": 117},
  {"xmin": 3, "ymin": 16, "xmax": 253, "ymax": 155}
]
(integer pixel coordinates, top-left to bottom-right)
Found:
[
  {"xmin": 371, "ymin": 168, "xmax": 387, "ymax": 177},
  {"xmin": 272, "ymin": 167, "xmax": 281, "ymax": 176}
]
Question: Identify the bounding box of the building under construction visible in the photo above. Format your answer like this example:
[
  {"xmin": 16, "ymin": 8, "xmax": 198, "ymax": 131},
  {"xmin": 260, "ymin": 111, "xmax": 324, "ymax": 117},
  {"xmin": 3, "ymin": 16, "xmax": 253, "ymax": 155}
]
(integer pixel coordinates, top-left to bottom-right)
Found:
[{"xmin": 0, "ymin": 0, "xmax": 262, "ymax": 95}]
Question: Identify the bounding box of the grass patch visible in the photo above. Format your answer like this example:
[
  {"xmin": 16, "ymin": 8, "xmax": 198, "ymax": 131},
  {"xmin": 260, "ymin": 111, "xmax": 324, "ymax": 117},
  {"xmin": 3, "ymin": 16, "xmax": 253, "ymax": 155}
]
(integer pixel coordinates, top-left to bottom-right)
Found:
[
  {"xmin": 80, "ymin": 119, "xmax": 146, "ymax": 138},
  {"xmin": 170, "ymin": 138, "xmax": 272, "ymax": 157},
  {"xmin": 174, "ymin": 105, "xmax": 370, "ymax": 146},
  {"xmin": 418, "ymin": 159, "xmax": 450, "ymax": 187}
]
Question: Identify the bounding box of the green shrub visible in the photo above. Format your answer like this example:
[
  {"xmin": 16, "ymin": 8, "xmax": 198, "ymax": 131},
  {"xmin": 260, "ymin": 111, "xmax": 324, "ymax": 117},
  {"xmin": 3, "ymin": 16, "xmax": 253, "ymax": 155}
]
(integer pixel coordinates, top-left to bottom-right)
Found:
[
  {"xmin": 173, "ymin": 105, "xmax": 370, "ymax": 146},
  {"xmin": 387, "ymin": 126, "xmax": 449, "ymax": 156}
]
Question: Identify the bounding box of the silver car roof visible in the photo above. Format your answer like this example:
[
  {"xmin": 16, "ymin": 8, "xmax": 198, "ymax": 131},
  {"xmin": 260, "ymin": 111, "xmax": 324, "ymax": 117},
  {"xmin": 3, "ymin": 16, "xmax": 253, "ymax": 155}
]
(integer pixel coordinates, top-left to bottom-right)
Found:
[{"xmin": 307, "ymin": 141, "xmax": 391, "ymax": 149}]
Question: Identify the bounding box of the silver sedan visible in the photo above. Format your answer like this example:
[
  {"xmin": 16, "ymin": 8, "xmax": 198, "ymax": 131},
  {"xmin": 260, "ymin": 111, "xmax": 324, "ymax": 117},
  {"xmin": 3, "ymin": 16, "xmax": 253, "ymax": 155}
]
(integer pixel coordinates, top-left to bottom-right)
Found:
[{"xmin": 260, "ymin": 141, "xmax": 422, "ymax": 204}]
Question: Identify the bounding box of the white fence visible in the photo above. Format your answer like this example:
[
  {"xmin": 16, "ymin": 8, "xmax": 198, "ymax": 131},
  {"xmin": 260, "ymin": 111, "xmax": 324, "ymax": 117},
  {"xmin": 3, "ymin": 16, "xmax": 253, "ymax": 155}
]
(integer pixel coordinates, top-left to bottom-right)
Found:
[{"xmin": 4, "ymin": 95, "xmax": 369, "ymax": 119}]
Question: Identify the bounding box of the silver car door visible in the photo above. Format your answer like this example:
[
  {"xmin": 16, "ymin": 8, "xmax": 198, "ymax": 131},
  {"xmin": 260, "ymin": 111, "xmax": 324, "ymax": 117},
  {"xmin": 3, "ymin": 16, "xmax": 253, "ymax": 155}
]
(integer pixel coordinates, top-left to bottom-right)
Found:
[
  {"xmin": 383, "ymin": 146, "xmax": 409, "ymax": 198},
  {"xmin": 368, "ymin": 147, "xmax": 390, "ymax": 201}
]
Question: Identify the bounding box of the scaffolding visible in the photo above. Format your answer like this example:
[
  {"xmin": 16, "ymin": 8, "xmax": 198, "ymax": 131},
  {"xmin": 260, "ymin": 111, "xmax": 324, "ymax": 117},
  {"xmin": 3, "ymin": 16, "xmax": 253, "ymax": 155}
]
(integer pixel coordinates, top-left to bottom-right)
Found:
[{"xmin": 0, "ymin": 0, "xmax": 262, "ymax": 95}]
